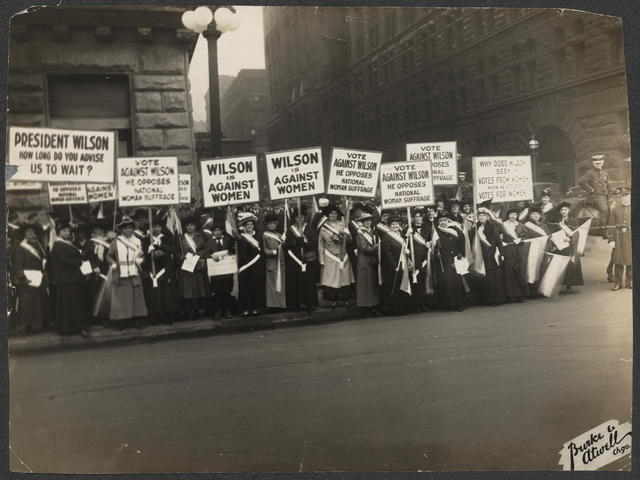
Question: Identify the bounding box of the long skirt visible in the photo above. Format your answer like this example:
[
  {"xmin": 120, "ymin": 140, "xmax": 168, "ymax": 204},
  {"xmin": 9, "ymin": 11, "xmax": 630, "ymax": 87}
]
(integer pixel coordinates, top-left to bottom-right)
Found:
[
  {"xmin": 478, "ymin": 267, "xmax": 506, "ymax": 305},
  {"xmin": 285, "ymin": 260, "xmax": 319, "ymax": 308},
  {"xmin": 178, "ymin": 270, "xmax": 209, "ymax": 300},
  {"xmin": 238, "ymin": 267, "xmax": 264, "ymax": 312},
  {"xmin": 143, "ymin": 275, "xmax": 181, "ymax": 318},
  {"xmin": 55, "ymin": 283, "xmax": 87, "ymax": 335},
  {"xmin": 435, "ymin": 264, "xmax": 466, "ymax": 309},
  {"xmin": 17, "ymin": 284, "xmax": 50, "ymax": 328},
  {"xmin": 503, "ymin": 245, "xmax": 526, "ymax": 300},
  {"xmin": 382, "ymin": 271, "xmax": 411, "ymax": 313},
  {"xmin": 265, "ymin": 257, "xmax": 286, "ymax": 309},
  {"xmin": 321, "ymin": 257, "xmax": 355, "ymax": 289},
  {"xmin": 110, "ymin": 277, "xmax": 147, "ymax": 321},
  {"xmin": 356, "ymin": 263, "xmax": 380, "ymax": 307},
  {"xmin": 563, "ymin": 257, "xmax": 584, "ymax": 287}
]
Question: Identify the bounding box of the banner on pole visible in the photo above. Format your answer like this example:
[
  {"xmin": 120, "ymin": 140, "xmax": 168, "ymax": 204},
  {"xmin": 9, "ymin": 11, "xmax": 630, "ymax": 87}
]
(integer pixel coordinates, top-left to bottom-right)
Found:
[
  {"xmin": 200, "ymin": 156, "xmax": 259, "ymax": 208},
  {"xmin": 379, "ymin": 160, "xmax": 435, "ymax": 209},
  {"xmin": 472, "ymin": 156, "xmax": 534, "ymax": 204},
  {"xmin": 6, "ymin": 180, "xmax": 43, "ymax": 191},
  {"xmin": 406, "ymin": 141, "xmax": 458, "ymax": 185},
  {"xmin": 8, "ymin": 126, "xmax": 116, "ymax": 183},
  {"xmin": 179, "ymin": 174, "xmax": 191, "ymax": 204},
  {"xmin": 48, "ymin": 183, "xmax": 88, "ymax": 205},
  {"xmin": 265, "ymin": 147, "xmax": 324, "ymax": 200},
  {"xmin": 87, "ymin": 183, "xmax": 117, "ymax": 202},
  {"xmin": 326, "ymin": 148, "xmax": 382, "ymax": 197},
  {"xmin": 117, "ymin": 157, "xmax": 179, "ymax": 207}
]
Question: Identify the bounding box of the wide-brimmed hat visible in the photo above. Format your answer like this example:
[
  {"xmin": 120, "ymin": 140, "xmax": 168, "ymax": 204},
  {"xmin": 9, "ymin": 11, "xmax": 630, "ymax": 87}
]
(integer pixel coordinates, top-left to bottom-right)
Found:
[
  {"xmin": 527, "ymin": 203, "xmax": 542, "ymax": 215},
  {"xmin": 237, "ymin": 212, "xmax": 258, "ymax": 227},
  {"xmin": 116, "ymin": 215, "xmax": 136, "ymax": 229},
  {"xmin": 55, "ymin": 219, "xmax": 72, "ymax": 233},
  {"xmin": 506, "ymin": 207, "xmax": 520, "ymax": 216},
  {"xmin": 324, "ymin": 204, "xmax": 343, "ymax": 217},
  {"xmin": 264, "ymin": 211, "xmax": 279, "ymax": 224},
  {"xmin": 358, "ymin": 213, "xmax": 374, "ymax": 223},
  {"xmin": 556, "ymin": 201, "xmax": 572, "ymax": 210},
  {"xmin": 182, "ymin": 215, "xmax": 199, "ymax": 229}
]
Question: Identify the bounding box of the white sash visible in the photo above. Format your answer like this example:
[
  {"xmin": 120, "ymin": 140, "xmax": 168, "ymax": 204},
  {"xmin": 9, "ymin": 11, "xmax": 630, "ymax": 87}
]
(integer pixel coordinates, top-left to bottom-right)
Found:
[
  {"xmin": 238, "ymin": 253, "xmax": 261, "ymax": 273},
  {"xmin": 477, "ymin": 225, "xmax": 491, "ymax": 248},
  {"xmin": 241, "ymin": 232, "xmax": 261, "ymax": 251},
  {"xmin": 287, "ymin": 250, "xmax": 307, "ymax": 272},
  {"xmin": 542, "ymin": 202, "xmax": 553, "ymax": 214},
  {"xmin": 322, "ymin": 222, "xmax": 342, "ymax": 237},
  {"xmin": 184, "ymin": 233, "xmax": 198, "ymax": 253},
  {"xmin": 376, "ymin": 223, "xmax": 390, "ymax": 235},
  {"xmin": 263, "ymin": 230, "xmax": 283, "ymax": 244},
  {"xmin": 325, "ymin": 250, "xmax": 349, "ymax": 270},
  {"xmin": 386, "ymin": 230, "xmax": 405, "ymax": 246},
  {"xmin": 359, "ymin": 230, "xmax": 374, "ymax": 246},
  {"xmin": 55, "ymin": 237, "xmax": 81, "ymax": 253},
  {"xmin": 116, "ymin": 236, "xmax": 141, "ymax": 278},
  {"xmin": 90, "ymin": 237, "xmax": 110, "ymax": 249},
  {"xmin": 151, "ymin": 268, "xmax": 166, "ymax": 288},
  {"xmin": 413, "ymin": 232, "xmax": 427, "ymax": 247},
  {"xmin": 558, "ymin": 220, "xmax": 574, "ymax": 237},
  {"xmin": 437, "ymin": 226, "xmax": 459, "ymax": 238},
  {"xmin": 524, "ymin": 221, "xmax": 547, "ymax": 238},
  {"xmin": 20, "ymin": 240, "xmax": 42, "ymax": 261},
  {"xmin": 290, "ymin": 224, "xmax": 308, "ymax": 242}
]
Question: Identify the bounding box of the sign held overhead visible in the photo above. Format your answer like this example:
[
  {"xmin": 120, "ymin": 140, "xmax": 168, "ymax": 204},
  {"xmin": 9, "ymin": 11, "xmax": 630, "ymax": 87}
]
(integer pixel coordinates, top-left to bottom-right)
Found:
[
  {"xmin": 8, "ymin": 126, "xmax": 116, "ymax": 183},
  {"xmin": 379, "ymin": 160, "xmax": 435, "ymax": 209},
  {"xmin": 179, "ymin": 174, "xmax": 191, "ymax": 204},
  {"xmin": 473, "ymin": 155, "xmax": 534, "ymax": 204},
  {"xmin": 117, "ymin": 157, "xmax": 179, "ymax": 207},
  {"xmin": 326, "ymin": 148, "xmax": 382, "ymax": 197},
  {"xmin": 200, "ymin": 156, "xmax": 260, "ymax": 208},
  {"xmin": 406, "ymin": 141, "xmax": 458, "ymax": 185},
  {"xmin": 48, "ymin": 183, "xmax": 88, "ymax": 205},
  {"xmin": 86, "ymin": 183, "xmax": 117, "ymax": 203},
  {"xmin": 265, "ymin": 147, "xmax": 324, "ymax": 200}
]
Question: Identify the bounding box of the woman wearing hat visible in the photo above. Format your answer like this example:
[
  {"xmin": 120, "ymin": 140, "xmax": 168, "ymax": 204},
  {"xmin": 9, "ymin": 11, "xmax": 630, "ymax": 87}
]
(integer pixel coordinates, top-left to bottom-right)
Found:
[
  {"xmin": 141, "ymin": 213, "xmax": 181, "ymax": 324},
  {"xmin": 355, "ymin": 210, "xmax": 381, "ymax": 315},
  {"xmin": 178, "ymin": 216, "xmax": 210, "ymax": 319},
  {"xmin": 284, "ymin": 205, "xmax": 319, "ymax": 312},
  {"xmin": 318, "ymin": 205, "xmax": 355, "ymax": 308},
  {"xmin": 470, "ymin": 207, "xmax": 506, "ymax": 306},
  {"xmin": 380, "ymin": 214, "xmax": 411, "ymax": 314},
  {"xmin": 85, "ymin": 219, "xmax": 113, "ymax": 323},
  {"xmin": 500, "ymin": 207, "xmax": 528, "ymax": 302},
  {"xmin": 237, "ymin": 213, "xmax": 265, "ymax": 317},
  {"xmin": 50, "ymin": 220, "xmax": 91, "ymax": 337},
  {"xmin": 106, "ymin": 216, "xmax": 148, "ymax": 329},
  {"xmin": 263, "ymin": 211, "xmax": 287, "ymax": 310},
  {"xmin": 409, "ymin": 209, "xmax": 430, "ymax": 313},
  {"xmin": 520, "ymin": 204, "xmax": 552, "ymax": 297},
  {"xmin": 549, "ymin": 202, "xmax": 584, "ymax": 293},
  {"xmin": 433, "ymin": 213, "xmax": 467, "ymax": 311},
  {"xmin": 12, "ymin": 223, "xmax": 51, "ymax": 335}
]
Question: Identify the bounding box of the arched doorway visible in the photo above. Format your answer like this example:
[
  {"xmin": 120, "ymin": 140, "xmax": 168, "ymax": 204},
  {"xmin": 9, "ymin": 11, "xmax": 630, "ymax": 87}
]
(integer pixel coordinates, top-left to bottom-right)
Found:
[{"xmin": 534, "ymin": 126, "xmax": 576, "ymax": 194}]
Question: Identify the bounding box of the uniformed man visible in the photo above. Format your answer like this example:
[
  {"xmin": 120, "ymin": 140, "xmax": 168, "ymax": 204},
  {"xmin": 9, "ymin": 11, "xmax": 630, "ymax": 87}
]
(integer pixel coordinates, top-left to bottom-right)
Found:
[
  {"xmin": 456, "ymin": 171, "xmax": 473, "ymax": 201},
  {"xmin": 579, "ymin": 155, "xmax": 610, "ymax": 220},
  {"xmin": 607, "ymin": 186, "xmax": 631, "ymax": 291}
]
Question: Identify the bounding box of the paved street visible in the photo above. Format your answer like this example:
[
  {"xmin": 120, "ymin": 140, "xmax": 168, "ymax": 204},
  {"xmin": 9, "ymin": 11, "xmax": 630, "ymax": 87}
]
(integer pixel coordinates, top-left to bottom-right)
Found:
[{"xmin": 9, "ymin": 238, "xmax": 632, "ymax": 473}]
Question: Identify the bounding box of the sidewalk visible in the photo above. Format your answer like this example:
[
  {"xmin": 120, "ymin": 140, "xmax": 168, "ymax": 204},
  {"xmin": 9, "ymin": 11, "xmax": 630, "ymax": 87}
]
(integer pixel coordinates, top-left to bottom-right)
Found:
[{"xmin": 8, "ymin": 306, "xmax": 367, "ymax": 355}]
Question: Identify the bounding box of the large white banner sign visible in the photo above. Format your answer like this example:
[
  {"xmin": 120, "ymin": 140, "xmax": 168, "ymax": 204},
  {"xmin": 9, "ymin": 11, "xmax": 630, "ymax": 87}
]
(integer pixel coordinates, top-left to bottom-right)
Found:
[
  {"xmin": 265, "ymin": 147, "xmax": 324, "ymax": 200},
  {"xmin": 379, "ymin": 160, "xmax": 435, "ymax": 209},
  {"xmin": 86, "ymin": 183, "xmax": 117, "ymax": 202},
  {"xmin": 48, "ymin": 183, "xmax": 88, "ymax": 205},
  {"xmin": 200, "ymin": 156, "xmax": 260, "ymax": 208},
  {"xmin": 473, "ymin": 156, "xmax": 534, "ymax": 204},
  {"xmin": 117, "ymin": 157, "xmax": 179, "ymax": 207},
  {"xmin": 406, "ymin": 141, "xmax": 458, "ymax": 185},
  {"xmin": 326, "ymin": 148, "xmax": 382, "ymax": 197},
  {"xmin": 8, "ymin": 127, "xmax": 115, "ymax": 183}
]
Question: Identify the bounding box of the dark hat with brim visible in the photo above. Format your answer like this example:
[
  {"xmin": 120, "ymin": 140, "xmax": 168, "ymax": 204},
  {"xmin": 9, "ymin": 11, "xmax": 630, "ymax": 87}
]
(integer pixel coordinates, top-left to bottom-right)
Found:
[
  {"xmin": 237, "ymin": 212, "xmax": 258, "ymax": 227},
  {"xmin": 116, "ymin": 216, "xmax": 136, "ymax": 230},
  {"xmin": 55, "ymin": 219, "xmax": 72, "ymax": 233},
  {"xmin": 389, "ymin": 215, "xmax": 403, "ymax": 224},
  {"xmin": 324, "ymin": 204, "xmax": 343, "ymax": 217},
  {"xmin": 265, "ymin": 212, "xmax": 279, "ymax": 224},
  {"xmin": 18, "ymin": 223, "xmax": 43, "ymax": 239},
  {"xmin": 556, "ymin": 201, "xmax": 572, "ymax": 210},
  {"xmin": 507, "ymin": 207, "xmax": 520, "ymax": 216},
  {"xmin": 527, "ymin": 203, "xmax": 542, "ymax": 215},
  {"xmin": 182, "ymin": 216, "xmax": 199, "ymax": 229},
  {"xmin": 358, "ymin": 213, "xmax": 374, "ymax": 223},
  {"xmin": 436, "ymin": 212, "xmax": 451, "ymax": 221}
]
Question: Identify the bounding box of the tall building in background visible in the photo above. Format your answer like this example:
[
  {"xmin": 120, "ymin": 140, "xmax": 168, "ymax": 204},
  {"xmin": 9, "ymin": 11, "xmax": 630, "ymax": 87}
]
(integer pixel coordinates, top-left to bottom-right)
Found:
[
  {"xmin": 195, "ymin": 75, "xmax": 236, "ymax": 132},
  {"xmin": 220, "ymin": 69, "xmax": 271, "ymax": 153},
  {"xmin": 263, "ymin": 6, "xmax": 629, "ymax": 193}
]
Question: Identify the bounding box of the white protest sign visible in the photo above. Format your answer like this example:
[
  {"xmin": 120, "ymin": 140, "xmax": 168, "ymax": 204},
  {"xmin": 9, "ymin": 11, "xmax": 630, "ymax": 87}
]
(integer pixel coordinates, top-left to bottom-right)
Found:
[
  {"xmin": 6, "ymin": 180, "xmax": 43, "ymax": 191},
  {"xmin": 265, "ymin": 147, "xmax": 324, "ymax": 200},
  {"xmin": 86, "ymin": 184, "xmax": 117, "ymax": 202},
  {"xmin": 179, "ymin": 174, "xmax": 191, "ymax": 204},
  {"xmin": 200, "ymin": 156, "xmax": 259, "ymax": 208},
  {"xmin": 379, "ymin": 161, "xmax": 434, "ymax": 209},
  {"xmin": 473, "ymin": 156, "xmax": 533, "ymax": 204},
  {"xmin": 117, "ymin": 157, "xmax": 179, "ymax": 207},
  {"xmin": 8, "ymin": 126, "xmax": 115, "ymax": 183},
  {"xmin": 207, "ymin": 255, "xmax": 238, "ymax": 277},
  {"xmin": 326, "ymin": 148, "xmax": 382, "ymax": 197},
  {"xmin": 406, "ymin": 141, "xmax": 458, "ymax": 185},
  {"xmin": 48, "ymin": 183, "xmax": 88, "ymax": 205}
]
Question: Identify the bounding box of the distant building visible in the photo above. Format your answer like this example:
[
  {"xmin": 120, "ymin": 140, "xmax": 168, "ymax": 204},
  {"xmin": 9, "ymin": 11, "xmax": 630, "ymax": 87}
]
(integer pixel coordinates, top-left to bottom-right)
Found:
[
  {"xmin": 7, "ymin": 5, "xmax": 200, "ymax": 210},
  {"xmin": 263, "ymin": 6, "xmax": 630, "ymax": 194},
  {"xmin": 196, "ymin": 75, "xmax": 235, "ymax": 132}
]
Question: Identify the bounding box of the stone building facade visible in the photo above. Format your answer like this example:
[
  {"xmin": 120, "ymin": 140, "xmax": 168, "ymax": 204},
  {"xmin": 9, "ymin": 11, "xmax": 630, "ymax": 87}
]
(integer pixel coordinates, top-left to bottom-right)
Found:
[
  {"xmin": 6, "ymin": 6, "xmax": 199, "ymax": 209},
  {"xmin": 264, "ymin": 7, "xmax": 630, "ymax": 194}
]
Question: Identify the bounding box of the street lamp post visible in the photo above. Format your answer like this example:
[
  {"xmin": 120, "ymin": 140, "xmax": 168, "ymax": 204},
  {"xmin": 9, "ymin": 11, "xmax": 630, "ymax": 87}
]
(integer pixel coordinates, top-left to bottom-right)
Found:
[
  {"xmin": 182, "ymin": 6, "xmax": 240, "ymax": 158},
  {"xmin": 528, "ymin": 135, "xmax": 539, "ymax": 182}
]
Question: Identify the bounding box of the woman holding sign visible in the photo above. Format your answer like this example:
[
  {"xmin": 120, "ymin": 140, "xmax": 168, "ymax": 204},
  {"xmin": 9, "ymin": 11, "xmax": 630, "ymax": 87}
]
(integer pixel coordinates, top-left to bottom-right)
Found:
[
  {"xmin": 263, "ymin": 211, "xmax": 287, "ymax": 310},
  {"xmin": 433, "ymin": 213, "xmax": 467, "ymax": 311},
  {"xmin": 380, "ymin": 215, "xmax": 411, "ymax": 315},
  {"xmin": 469, "ymin": 207, "xmax": 506, "ymax": 306},
  {"xmin": 237, "ymin": 213, "xmax": 265, "ymax": 317},
  {"xmin": 106, "ymin": 216, "xmax": 148, "ymax": 329},
  {"xmin": 50, "ymin": 220, "xmax": 91, "ymax": 337},
  {"xmin": 12, "ymin": 223, "xmax": 51, "ymax": 334},
  {"xmin": 318, "ymin": 205, "xmax": 354, "ymax": 309},
  {"xmin": 178, "ymin": 217, "xmax": 210, "ymax": 319},
  {"xmin": 284, "ymin": 205, "xmax": 319, "ymax": 312},
  {"xmin": 549, "ymin": 202, "xmax": 584, "ymax": 293},
  {"xmin": 354, "ymin": 210, "xmax": 381, "ymax": 315}
]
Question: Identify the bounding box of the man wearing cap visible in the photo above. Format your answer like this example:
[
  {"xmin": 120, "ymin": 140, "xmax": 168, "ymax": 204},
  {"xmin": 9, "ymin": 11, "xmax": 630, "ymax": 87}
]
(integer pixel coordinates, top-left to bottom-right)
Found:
[
  {"xmin": 579, "ymin": 155, "xmax": 610, "ymax": 219},
  {"xmin": 205, "ymin": 223, "xmax": 236, "ymax": 319},
  {"xmin": 456, "ymin": 171, "xmax": 473, "ymax": 201},
  {"xmin": 607, "ymin": 186, "xmax": 632, "ymax": 291}
]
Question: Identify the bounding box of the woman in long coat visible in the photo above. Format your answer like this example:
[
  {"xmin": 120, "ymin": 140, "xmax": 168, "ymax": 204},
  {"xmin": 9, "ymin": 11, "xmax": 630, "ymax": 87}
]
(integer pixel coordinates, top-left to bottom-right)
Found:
[
  {"xmin": 237, "ymin": 213, "xmax": 265, "ymax": 317},
  {"xmin": 520, "ymin": 205, "xmax": 552, "ymax": 297},
  {"xmin": 142, "ymin": 215, "xmax": 181, "ymax": 324},
  {"xmin": 550, "ymin": 202, "xmax": 584, "ymax": 293},
  {"xmin": 500, "ymin": 207, "xmax": 528, "ymax": 302},
  {"xmin": 433, "ymin": 214, "xmax": 467, "ymax": 311},
  {"xmin": 178, "ymin": 216, "xmax": 210, "ymax": 319},
  {"xmin": 84, "ymin": 220, "xmax": 112, "ymax": 323},
  {"xmin": 318, "ymin": 205, "xmax": 354, "ymax": 308},
  {"xmin": 12, "ymin": 224, "xmax": 50, "ymax": 334},
  {"xmin": 106, "ymin": 216, "xmax": 148, "ymax": 329},
  {"xmin": 409, "ymin": 209, "xmax": 430, "ymax": 313},
  {"xmin": 263, "ymin": 212, "xmax": 287, "ymax": 310},
  {"xmin": 50, "ymin": 220, "xmax": 90, "ymax": 337},
  {"xmin": 355, "ymin": 212, "xmax": 381, "ymax": 315},
  {"xmin": 284, "ymin": 206, "xmax": 319, "ymax": 312},
  {"xmin": 380, "ymin": 215, "xmax": 411, "ymax": 315},
  {"xmin": 470, "ymin": 208, "xmax": 506, "ymax": 306}
]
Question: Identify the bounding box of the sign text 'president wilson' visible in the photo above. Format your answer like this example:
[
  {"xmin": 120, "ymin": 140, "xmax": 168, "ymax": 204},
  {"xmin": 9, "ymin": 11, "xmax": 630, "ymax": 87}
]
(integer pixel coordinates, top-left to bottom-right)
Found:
[
  {"xmin": 200, "ymin": 156, "xmax": 259, "ymax": 208},
  {"xmin": 379, "ymin": 160, "xmax": 434, "ymax": 209},
  {"xmin": 265, "ymin": 147, "xmax": 324, "ymax": 200}
]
